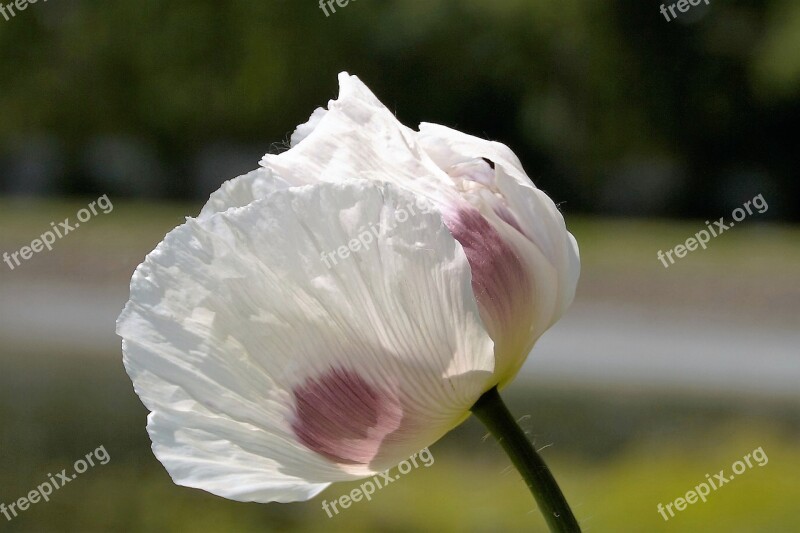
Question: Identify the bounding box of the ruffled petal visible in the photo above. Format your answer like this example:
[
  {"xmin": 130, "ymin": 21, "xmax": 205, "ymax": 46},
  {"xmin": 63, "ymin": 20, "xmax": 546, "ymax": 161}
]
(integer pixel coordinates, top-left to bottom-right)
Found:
[
  {"xmin": 117, "ymin": 180, "xmax": 495, "ymax": 502},
  {"xmin": 440, "ymin": 204, "xmax": 558, "ymax": 385},
  {"xmin": 259, "ymin": 73, "xmax": 457, "ymax": 204},
  {"xmin": 199, "ymin": 168, "xmax": 292, "ymax": 219},
  {"xmin": 193, "ymin": 73, "xmax": 578, "ymax": 389},
  {"xmin": 418, "ymin": 123, "xmax": 580, "ymax": 330},
  {"xmin": 198, "ymin": 73, "xmax": 456, "ymax": 216},
  {"xmin": 290, "ymin": 107, "xmax": 328, "ymax": 147}
]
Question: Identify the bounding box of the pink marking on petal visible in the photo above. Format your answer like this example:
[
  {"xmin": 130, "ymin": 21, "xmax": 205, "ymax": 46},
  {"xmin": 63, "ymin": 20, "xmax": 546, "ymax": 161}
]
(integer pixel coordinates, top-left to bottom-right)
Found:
[
  {"xmin": 291, "ymin": 368, "xmax": 403, "ymax": 465},
  {"xmin": 443, "ymin": 206, "xmax": 531, "ymax": 332}
]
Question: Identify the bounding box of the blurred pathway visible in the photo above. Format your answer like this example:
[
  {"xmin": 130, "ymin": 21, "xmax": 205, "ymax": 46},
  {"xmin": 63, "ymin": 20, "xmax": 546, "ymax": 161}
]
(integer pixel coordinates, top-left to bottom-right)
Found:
[
  {"xmin": 2, "ymin": 281, "xmax": 798, "ymax": 399},
  {"xmin": 528, "ymin": 301, "xmax": 800, "ymax": 398}
]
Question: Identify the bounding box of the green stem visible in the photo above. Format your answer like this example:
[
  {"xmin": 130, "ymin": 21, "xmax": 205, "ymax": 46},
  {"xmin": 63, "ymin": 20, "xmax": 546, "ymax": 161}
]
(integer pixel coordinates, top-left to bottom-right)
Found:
[{"xmin": 470, "ymin": 387, "xmax": 581, "ymax": 533}]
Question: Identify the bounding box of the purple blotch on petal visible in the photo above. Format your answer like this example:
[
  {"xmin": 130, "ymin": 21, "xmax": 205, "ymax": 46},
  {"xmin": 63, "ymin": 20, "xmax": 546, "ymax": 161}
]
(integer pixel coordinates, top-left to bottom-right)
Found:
[
  {"xmin": 444, "ymin": 206, "xmax": 531, "ymax": 330},
  {"xmin": 291, "ymin": 368, "xmax": 402, "ymax": 465}
]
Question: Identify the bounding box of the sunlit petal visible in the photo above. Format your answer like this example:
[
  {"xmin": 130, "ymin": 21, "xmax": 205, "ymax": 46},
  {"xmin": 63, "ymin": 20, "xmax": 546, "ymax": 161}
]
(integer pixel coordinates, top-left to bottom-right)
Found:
[{"xmin": 118, "ymin": 180, "xmax": 495, "ymax": 502}]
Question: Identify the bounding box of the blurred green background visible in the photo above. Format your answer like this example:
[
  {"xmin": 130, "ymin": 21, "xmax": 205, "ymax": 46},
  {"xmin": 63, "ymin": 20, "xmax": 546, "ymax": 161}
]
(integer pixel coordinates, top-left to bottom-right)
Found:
[
  {"xmin": 1, "ymin": 1, "xmax": 799, "ymax": 532},
  {"xmin": 1, "ymin": 0, "xmax": 799, "ymax": 219}
]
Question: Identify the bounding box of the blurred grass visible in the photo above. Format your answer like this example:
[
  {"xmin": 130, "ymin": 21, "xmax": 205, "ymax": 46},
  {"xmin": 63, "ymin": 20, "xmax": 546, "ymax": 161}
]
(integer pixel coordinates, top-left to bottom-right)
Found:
[
  {"xmin": 569, "ymin": 216, "xmax": 800, "ymax": 276},
  {"xmin": 0, "ymin": 197, "xmax": 198, "ymax": 256}
]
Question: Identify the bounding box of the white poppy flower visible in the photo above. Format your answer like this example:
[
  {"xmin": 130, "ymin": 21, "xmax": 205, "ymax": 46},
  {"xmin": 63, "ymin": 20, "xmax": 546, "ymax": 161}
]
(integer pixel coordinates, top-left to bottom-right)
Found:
[{"xmin": 117, "ymin": 72, "xmax": 580, "ymax": 505}]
